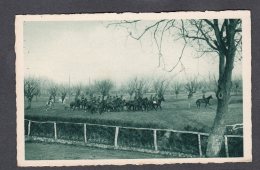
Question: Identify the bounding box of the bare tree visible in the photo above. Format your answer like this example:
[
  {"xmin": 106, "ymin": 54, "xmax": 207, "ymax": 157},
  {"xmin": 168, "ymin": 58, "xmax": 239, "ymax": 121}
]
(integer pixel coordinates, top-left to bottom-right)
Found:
[
  {"xmin": 24, "ymin": 77, "xmax": 41, "ymax": 109},
  {"xmin": 134, "ymin": 77, "xmax": 149, "ymax": 98},
  {"xmin": 208, "ymin": 74, "xmax": 218, "ymax": 95},
  {"xmin": 95, "ymin": 79, "xmax": 114, "ymax": 100},
  {"xmin": 198, "ymin": 79, "xmax": 209, "ymax": 96},
  {"xmin": 232, "ymin": 77, "xmax": 242, "ymax": 95},
  {"xmin": 34, "ymin": 85, "xmax": 41, "ymax": 101},
  {"xmin": 179, "ymin": 20, "xmax": 242, "ymax": 157},
  {"xmin": 185, "ymin": 77, "xmax": 199, "ymax": 99},
  {"xmin": 59, "ymin": 84, "xmax": 68, "ymax": 103},
  {"xmin": 108, "ymin": 18, "xmax": 242, "ymax": 157},
  {"xmin": 73, "ymin": 84, "xmax": 83, "ymax": 99},
  {"xmin": 85, "ymin": 84, "xmax": 96, "ymax": 98},
  {"xmin": 125, "ymin": 78, "xmax": 137, "ymax": 99},
  {"xmin": 172, "ymin": 82, "xmax": 182, "ymax": 98},
  {"xmin": 153, "ymin": 79, "xmax": 169, "ymax": 98},
  {"xmin": 47, "ymin": 83, "xmax": 58, "ymax": 103}
]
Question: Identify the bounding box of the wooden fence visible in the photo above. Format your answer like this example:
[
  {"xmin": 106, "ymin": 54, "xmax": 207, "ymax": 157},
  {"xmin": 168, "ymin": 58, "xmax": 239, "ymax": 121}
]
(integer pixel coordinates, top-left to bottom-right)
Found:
[{"xmin": 24, "ymin": 119, "xmax": 243, "ymax": 157}]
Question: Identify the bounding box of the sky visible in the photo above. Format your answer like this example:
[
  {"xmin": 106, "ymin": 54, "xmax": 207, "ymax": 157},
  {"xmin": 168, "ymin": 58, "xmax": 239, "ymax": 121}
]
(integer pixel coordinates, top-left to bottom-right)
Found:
[{"xmin": 24, "ymin": 21, "xmax": 242, "ymax": 85}]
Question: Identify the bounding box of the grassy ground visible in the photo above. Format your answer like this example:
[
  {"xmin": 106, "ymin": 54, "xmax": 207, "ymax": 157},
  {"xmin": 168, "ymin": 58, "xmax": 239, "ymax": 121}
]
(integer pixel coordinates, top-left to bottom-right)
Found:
[
  {"xmin": 25, "ymin": 93, "xmax": 243, "ymax": 132},
  {"xmin": 25, "ymin": 142, "xmax": 169, "ymax": 160}
]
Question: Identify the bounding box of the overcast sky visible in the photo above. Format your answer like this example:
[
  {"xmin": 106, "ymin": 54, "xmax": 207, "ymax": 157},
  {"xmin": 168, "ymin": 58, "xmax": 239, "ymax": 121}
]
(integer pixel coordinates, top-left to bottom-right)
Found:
[{"xmin": 24, "ymin": 21, "xmax": 242, "ymax": 85}]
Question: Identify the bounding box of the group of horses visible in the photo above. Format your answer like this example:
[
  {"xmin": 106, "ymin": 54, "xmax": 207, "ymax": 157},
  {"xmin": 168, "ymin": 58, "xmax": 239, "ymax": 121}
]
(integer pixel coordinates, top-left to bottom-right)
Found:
[
  {"xmin": 46, "ymin": 93, "xmax": 213, "ymax": 113},
  {"xmin": 68, "ymin": 95, "xmax": 165, "ymax": 114}
]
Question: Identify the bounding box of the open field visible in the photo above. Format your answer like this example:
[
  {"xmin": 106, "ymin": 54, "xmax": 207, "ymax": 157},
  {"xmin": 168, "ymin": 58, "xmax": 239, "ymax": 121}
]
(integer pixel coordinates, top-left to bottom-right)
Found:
[
  {"xmin": 25, "ymin": 141, "xmax": 170, "ymax": 160},
  {"xmin": 25, "ymin": 93, "xmax": 243, "ymax": 133}
]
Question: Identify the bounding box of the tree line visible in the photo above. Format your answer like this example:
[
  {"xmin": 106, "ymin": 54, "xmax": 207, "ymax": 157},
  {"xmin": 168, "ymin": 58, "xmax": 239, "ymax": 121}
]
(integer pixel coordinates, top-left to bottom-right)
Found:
[{"xmin": 24, "ymin": 75, "xmax": 242, "ymax": 109}]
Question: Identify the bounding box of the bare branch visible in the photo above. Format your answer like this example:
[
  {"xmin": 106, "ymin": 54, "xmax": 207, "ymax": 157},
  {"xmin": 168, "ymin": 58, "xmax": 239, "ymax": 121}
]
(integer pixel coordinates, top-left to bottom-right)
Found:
[
  {"xmin": 203, "ymin": 19, "xmax": 215, "ymax": 29},
  {"xmin": 167, "ymin": 42, "xmax": 187, "ymax": 72},
  {"xmin": 129, "ymin": 20, "xmax": 166, "ymax": 40},
  {"xmin": 194, "ymin": 21, "xmax": 218, "ymax": 50}
]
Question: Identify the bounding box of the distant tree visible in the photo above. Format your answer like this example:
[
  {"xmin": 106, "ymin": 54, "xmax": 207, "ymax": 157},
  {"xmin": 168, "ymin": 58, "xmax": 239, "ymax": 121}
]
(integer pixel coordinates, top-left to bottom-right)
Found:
[
  {"xmin": 208, "ymin": 74, "xmax": 218, "ymax": 95},
  {"xmin": 24, "ymin": 77, "xmax": 41, "ymax": 109},
  {"xmin": 185, "ymin": 78, "xmax": 199, "ymax": 99},
  {"xmin": 59, "ymin": 84, "xmax": 68, "ymax": 103},
  {"xmin": 74, "ymin": 84, "xmax": 83, "ymax": 99},
  {"xmin": 85, "ymin": 84, "xmax": 96, "ymax": 98},
  {"xmin": 153, "ymin": 79, "xmax": 169, "ymax": 98},
  {"xmin": 134, "ymin": 77, "xmax": 149, "ymax": 98},
  {"xmin": 198, "ymin": 80, "xmax": 209, "ymax": 96},
  {"xmin": 232, "ymin": 77, "xmax": 242, "ymax": 95},
  {"xmin": 48, "ymin": 83, "xmax": 58, "ymax": 103},
  {"xmin": 172, "ymin": 82, "xmax": 181, "ymax": 98},
  {"xmin": 125, "ymin": 78, "xmax": 137, "ymax": 99},
  {"xmin": 34, "ymin": 86, "xmax": 41, "ymax": 101},
  {"xmin": 95, "ymin": 79, "xmax": 114, "ymax": 100}
]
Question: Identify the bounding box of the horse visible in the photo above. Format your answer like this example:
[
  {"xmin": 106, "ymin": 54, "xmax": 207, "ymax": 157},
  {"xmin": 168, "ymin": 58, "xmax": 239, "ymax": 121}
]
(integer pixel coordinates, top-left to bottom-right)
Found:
[
  {"xmin": 125, "ymin": 100, "xmax": 135, "ymax": 111},
  {"xmin": 141, "ymin": 97, "xmax": 149, "ymax": 111},
  {"xmin": 152, "ymin": 95, "xmax": 165, "ymax": 110},
  {"xmin": 45, "ymin": 97, "xmax": 54, "ymax": 111},
  {"xmin": 196, "ymin": 95, "xmax": 213, "ymax": 108},
  {"xmin": 70, "ymin": 98, "xmax": 81, "ymax": 110}
]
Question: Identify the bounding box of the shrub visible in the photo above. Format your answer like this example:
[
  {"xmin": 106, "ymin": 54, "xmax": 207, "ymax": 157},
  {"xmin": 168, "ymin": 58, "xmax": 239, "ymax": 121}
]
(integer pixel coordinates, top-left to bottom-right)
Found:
[
  {"xmin": 29, "ymin": 122, "xmax": 54, "ymax": 138},
  {"xmin": 57, "ymin": 123, "xmax": 84, "ymax": 141},
  {"xmin": 86, "ymin": 125, "xmax": 114, "ymax": 145},
  {"xmin": 118, "ymin": 128, "xmax": 154, "ymax": 149}
]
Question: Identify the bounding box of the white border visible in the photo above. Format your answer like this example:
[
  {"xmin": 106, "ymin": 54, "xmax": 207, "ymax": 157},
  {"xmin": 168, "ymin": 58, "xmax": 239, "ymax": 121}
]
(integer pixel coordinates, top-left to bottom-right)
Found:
[{"xmin": 16, "ymin": 11, "xmax": 252, "ymax": 167}]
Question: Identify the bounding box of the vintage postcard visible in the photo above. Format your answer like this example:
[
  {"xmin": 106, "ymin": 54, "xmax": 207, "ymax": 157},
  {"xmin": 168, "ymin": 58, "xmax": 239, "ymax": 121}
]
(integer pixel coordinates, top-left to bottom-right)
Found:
[{"xmin": 16, "ymin": 11, "xmax": 252, "ymax": 166}]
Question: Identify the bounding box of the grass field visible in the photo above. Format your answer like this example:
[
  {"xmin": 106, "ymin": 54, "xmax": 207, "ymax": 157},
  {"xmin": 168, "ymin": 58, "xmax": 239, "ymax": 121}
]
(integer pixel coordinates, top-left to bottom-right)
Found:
[
  {"xmin": 25, "ymin": 142, "xmax": 169, "ymax": 160},
  {"xmin": 25, "ymin": 92, "xmax": 243, "ymax": 133}
]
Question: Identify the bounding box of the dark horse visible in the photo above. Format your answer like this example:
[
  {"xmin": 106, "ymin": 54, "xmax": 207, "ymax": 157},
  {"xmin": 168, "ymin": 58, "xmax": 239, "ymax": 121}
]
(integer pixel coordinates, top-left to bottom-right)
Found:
[
  {"xmin": 70, "ymin": 98, "xmax": 81, "ymax": 110},
  {"xmin": 196, "ymin": 95, "xmax": 213, "ymax": 108},
  {"xmin": 152, "ymin": 95, "xmax": 165, "ymax": 110}
]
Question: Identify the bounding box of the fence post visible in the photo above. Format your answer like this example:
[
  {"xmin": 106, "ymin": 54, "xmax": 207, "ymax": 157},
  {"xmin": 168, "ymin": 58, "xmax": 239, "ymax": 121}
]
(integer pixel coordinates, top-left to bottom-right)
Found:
[
  {"xmin": 27, "ymin": 120, "xmax": 31, "ymax": 136},
  {"xmin": 224, "ymin": 135, "xmax": 229, "ymax": 157},
  {"xmin": 54, "ymin": 122, "xmax": 57, "ymax": 140},
  {"xmin": 153, "ymin": 129, "xmax": 158, "ymax": 151},
  {"xmin": 198, "ymin": 133, "xmax": 202, "ymax": 157},
  {"xmin": 114, "ymin": 126, "xmax": 119, "ymax": 149},
  {"xmin": 84, "ymin": 123, "xmax": 87, "ymax": 143}
]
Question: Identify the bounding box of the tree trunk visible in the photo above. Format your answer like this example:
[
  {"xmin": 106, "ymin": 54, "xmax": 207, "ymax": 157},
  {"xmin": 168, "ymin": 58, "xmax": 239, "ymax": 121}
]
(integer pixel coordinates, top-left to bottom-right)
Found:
[
  {"xmin": 206, "ymin": 51, "xmax": 235, "ymax": 157},
  {"xmin": 206, "ymin": 19, "xmax": 238, "ymax": 157},
  {"xmin": 206, "ymin": 80, "xmax": 231, "ymax": 157},
  {"xmin": 27, "ymin": 98, "xmax": 32, "ymax": 109}
]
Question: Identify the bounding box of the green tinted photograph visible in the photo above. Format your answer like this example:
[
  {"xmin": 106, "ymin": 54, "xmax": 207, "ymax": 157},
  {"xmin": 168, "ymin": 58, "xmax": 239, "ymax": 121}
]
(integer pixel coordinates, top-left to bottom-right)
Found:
[{"xmin": 16, "ymin": 11, "xmax": 251, "ymax": 166}]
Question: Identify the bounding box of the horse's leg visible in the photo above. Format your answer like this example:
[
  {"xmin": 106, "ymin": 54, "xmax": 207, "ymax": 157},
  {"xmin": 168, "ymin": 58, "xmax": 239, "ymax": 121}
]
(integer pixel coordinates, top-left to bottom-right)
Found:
[
  {"xmin": 154, "ymin": 104, "xmax": 157, "ymax": 111},
  {"xmin": 159, "ymin": 104, "xmax": 162, "ymax": 110},
  {"xmin": 99, "ymin": 107, "xmax": 102, "ymax": 115}
]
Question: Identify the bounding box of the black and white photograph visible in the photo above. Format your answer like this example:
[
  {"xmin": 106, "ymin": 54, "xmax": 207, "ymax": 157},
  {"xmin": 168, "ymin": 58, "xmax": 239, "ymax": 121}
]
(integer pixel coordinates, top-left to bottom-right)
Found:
[{"xmin": 15, "ymin": 11, "xmax": 251, "ymax": 166}]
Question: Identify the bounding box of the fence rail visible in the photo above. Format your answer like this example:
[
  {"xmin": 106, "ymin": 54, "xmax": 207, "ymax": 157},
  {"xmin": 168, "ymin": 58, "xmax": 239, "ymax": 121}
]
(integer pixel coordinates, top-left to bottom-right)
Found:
[{"xmin": 24, "ymin": 119, "xmax": 243, "ymax": 157}]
